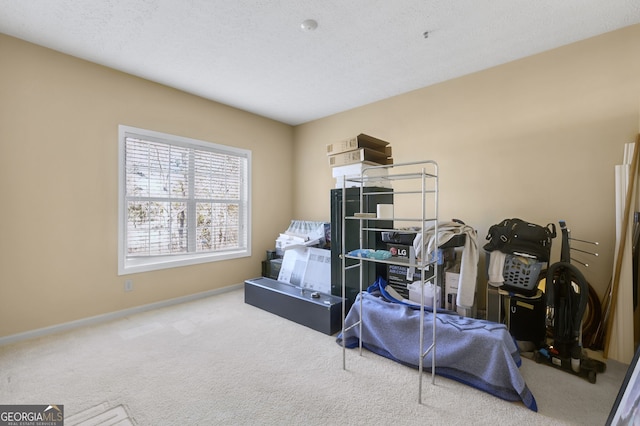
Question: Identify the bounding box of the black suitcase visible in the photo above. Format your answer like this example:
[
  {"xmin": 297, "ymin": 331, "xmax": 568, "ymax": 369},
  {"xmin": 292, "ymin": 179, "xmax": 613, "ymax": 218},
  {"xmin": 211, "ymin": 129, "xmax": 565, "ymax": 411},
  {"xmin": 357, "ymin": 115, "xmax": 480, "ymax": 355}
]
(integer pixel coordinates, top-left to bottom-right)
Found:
[{"xmin": 504, "ymin": 289, "xmax": 546, "ymax": 348}]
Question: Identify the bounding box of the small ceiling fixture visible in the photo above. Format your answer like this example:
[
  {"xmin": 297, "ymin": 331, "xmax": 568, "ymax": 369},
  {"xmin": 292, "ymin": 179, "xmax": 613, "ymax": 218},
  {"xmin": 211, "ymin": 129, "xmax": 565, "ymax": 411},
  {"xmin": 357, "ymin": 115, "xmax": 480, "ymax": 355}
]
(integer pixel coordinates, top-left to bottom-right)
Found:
[{"xmin": 300, "ymin": 19, "xmax": 318, "ymax": 31}]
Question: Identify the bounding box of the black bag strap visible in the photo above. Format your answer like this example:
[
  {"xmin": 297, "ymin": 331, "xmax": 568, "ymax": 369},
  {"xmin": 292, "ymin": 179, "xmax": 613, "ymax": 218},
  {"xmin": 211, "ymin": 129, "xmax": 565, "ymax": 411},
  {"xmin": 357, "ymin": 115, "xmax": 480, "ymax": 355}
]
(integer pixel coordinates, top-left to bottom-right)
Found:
[{"xmin": 546, "ymin": 222, "xmax": 557, "ymax": 239}]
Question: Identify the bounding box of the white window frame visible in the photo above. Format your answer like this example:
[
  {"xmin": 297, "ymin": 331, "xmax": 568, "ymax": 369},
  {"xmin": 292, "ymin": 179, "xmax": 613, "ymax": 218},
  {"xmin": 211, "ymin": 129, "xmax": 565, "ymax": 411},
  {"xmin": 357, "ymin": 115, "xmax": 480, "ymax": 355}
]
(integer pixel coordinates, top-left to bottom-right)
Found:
[{"xmin": 118, "ymin": 125, "xmax": 251, "ymax": 275}]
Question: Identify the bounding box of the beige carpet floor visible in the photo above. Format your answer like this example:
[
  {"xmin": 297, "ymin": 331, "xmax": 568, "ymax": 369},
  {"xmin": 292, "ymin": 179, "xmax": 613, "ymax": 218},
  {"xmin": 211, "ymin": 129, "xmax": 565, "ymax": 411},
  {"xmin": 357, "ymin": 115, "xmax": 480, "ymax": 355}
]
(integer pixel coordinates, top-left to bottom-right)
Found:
[{"xmin": 0, "ymin": 288, "xmax": 629, "ymax": 425}]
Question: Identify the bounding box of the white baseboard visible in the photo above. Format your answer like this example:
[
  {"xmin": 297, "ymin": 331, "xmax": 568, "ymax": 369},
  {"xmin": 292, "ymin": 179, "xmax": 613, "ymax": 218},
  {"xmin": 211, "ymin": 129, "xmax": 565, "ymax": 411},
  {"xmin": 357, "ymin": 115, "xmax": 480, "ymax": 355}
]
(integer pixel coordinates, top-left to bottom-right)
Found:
[{"xmin": 0, "ymin": 283, "xmax": 243, "ymax": 347}]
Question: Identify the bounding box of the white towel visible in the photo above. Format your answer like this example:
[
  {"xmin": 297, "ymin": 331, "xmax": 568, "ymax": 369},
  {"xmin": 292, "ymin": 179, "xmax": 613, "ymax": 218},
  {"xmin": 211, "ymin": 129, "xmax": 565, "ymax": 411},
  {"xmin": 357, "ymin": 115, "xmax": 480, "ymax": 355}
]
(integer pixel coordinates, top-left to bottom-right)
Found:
[
  {"xmin": 413, "ymin": 222, "xmax": 479, "ymax": 309},
  {"xmin": 487, "ymin": 250, "xmax": 507, "ymax": 287}
]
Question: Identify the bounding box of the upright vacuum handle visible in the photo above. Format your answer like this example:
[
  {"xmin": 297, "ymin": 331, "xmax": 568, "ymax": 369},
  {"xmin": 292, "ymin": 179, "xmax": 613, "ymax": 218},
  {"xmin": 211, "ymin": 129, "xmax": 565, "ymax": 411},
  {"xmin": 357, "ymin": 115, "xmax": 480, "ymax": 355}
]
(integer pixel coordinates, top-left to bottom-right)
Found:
[{"xmin": 559, "ymin": 220, "xmax": 570, "ymax": 263}]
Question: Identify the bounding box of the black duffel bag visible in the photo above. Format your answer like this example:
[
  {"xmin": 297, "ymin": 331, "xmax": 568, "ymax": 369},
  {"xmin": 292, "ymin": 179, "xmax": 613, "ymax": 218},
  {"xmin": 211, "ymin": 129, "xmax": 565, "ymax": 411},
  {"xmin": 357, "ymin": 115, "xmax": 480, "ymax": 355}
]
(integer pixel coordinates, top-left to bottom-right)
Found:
[{"xmin": 484, "ymin": 218, "xmax": 556, "ymax": 262}]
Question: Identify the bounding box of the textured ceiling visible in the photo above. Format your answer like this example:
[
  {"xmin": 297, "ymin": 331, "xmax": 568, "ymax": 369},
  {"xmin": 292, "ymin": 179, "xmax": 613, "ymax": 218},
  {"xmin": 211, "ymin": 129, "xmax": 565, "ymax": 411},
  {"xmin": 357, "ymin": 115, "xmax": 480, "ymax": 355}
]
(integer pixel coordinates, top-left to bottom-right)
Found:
[{"xmin": 1, "ymin": 1, "xmax": 640, "ymax": 125}]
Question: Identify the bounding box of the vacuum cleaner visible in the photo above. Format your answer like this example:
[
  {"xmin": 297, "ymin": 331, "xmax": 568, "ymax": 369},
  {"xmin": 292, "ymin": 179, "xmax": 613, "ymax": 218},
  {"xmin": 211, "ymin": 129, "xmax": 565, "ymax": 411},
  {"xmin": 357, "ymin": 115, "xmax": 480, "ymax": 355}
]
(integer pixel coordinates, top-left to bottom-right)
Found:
[{"xmin": 533, "ymin": 220, "xmax": 606, "ymax": 383}]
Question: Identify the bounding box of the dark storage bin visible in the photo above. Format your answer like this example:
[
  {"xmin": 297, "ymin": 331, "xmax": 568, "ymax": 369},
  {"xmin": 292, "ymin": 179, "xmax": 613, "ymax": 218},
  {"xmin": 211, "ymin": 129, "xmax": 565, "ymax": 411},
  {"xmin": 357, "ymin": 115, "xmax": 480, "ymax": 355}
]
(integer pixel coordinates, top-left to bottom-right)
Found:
[
  {"xmin": 244, "ymin": 277, "xmax": 342, "ymax": 335},
  {"xmin": 504, "ymin": 289, "xmax": 546, "ymax": 347}
]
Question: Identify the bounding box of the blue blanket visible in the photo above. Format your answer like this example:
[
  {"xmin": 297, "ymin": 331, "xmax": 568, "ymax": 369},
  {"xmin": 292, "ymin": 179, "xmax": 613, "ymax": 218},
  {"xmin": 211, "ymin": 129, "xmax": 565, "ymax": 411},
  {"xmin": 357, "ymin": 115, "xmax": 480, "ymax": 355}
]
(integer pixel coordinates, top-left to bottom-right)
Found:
[{"xmin": 337, "ymin": 292, "xmax": 537, "ymax": 411}]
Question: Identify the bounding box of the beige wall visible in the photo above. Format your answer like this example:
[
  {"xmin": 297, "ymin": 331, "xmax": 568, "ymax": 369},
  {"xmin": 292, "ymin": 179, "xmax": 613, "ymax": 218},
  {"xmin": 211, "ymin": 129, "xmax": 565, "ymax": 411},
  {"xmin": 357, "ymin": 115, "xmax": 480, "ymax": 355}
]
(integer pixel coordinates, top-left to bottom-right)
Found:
[
  {"xmin": 0, "ymin": 35, "xmax": 294, "ymax": 337},
  {"xmin": 293, "ymin": 24, "xmax": 640, "ymax": 308},
  {"xmin": 2, "ymin": 24, "xmax": 639, "ymax": 338}
]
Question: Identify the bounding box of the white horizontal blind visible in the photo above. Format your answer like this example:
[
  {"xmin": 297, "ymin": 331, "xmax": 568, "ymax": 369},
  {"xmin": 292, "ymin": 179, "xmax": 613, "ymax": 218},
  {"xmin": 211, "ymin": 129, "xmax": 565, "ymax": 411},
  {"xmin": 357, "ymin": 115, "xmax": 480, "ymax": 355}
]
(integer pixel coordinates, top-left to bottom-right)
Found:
[
  {"xmin": 193, "ymin": 150, "xmax": 242, "ymax": 252},
  {"xmin": 124, "ymin": 135, "xmax": 247, "ymax": 259}
]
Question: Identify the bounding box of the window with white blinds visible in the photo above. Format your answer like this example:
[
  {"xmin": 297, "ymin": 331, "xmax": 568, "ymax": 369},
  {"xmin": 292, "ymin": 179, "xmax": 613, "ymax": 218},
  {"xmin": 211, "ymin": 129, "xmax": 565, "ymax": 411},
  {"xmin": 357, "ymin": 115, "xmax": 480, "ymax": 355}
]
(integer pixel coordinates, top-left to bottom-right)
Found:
[{"xmin": 118, "ymin": 125, "xmax": 251, "ymax": 274}]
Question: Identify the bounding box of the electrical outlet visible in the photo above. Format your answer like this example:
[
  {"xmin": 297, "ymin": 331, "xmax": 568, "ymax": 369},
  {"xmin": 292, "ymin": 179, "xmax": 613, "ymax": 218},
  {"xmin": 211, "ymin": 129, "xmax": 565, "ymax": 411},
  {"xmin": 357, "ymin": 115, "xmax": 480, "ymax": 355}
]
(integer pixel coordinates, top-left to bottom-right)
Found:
[{"xmin": 124, "ymin": 280, "xmax": 133, "ymax": 292}]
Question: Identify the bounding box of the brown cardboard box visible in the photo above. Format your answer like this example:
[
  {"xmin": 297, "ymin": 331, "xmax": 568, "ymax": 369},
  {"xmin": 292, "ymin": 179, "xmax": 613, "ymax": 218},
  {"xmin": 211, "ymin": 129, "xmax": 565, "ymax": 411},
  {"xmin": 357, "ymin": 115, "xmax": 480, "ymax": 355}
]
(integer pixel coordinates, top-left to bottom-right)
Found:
[
  {"xmin": 328, "ymin": 148, "xmax": 393, "ymax": 167},
  {"xmin": 326, "ymin": 133, "xmax": 390, "ymax": 156}
]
